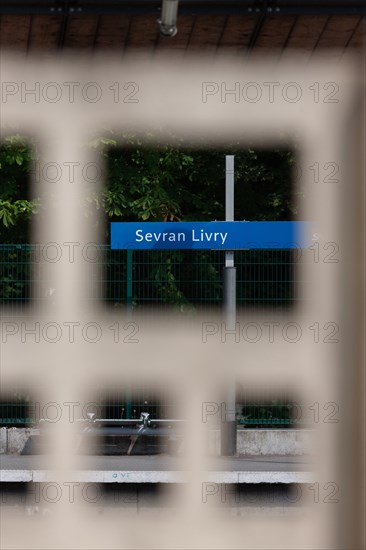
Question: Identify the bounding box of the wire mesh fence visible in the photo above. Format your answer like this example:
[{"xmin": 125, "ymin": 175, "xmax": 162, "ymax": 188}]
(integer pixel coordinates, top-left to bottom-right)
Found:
[
  {"xmin": 0, "ymin": 243, "xmax": 304, "ymax": 426},
  {"xmin": 0, "ymin": 391, "xmax": 305, "ymax": 427},
  {"xmin": 0, "ymin": 391, "xmax": 34, "ymax": 426},
  {"xmin": 0, "ymin": 244, "xmax": 299, "ymax": 311}
]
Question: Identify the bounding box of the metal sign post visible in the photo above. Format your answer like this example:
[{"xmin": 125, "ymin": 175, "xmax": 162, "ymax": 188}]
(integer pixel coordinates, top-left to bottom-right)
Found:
[
  {"xmin": 110, "ymin": 162, "xmax": 314, "ymax": 452},
  {"xmin": 220, "ymin": 155, "xmax": 237, "ymax": 456}
]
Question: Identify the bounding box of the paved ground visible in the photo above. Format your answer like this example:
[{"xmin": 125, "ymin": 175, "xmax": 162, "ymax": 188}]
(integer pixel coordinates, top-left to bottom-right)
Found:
[{"xmin": 0, "ymin": 454, "xmax": 316, "ymax": 483}]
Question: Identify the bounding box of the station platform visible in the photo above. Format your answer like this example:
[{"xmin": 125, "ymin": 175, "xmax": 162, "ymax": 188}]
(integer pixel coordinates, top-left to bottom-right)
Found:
[{"xmin": 0, "ymin": 454, "xmax": 316, "ymax": 484}]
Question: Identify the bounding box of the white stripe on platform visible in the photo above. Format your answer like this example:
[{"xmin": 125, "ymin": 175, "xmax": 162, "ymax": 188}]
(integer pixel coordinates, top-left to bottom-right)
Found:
[{"xmin": 0, "ymin": 470, "xmax": 316, "ymax": 484}]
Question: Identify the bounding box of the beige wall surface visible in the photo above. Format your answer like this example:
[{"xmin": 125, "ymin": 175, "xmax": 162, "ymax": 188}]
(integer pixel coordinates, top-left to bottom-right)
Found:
[{"xmin": 0, "ymin": 53, "xmax": 364, "ymax": 549}]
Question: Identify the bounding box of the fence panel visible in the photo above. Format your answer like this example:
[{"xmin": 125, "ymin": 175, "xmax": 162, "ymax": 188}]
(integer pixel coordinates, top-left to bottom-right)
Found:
[{"xmin": 0, "ymin": 244, "xmax": 303, "ymax": 426}]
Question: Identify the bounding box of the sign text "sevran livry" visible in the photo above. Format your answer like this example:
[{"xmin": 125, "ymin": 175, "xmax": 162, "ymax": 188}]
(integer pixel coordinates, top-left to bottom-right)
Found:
[{"xmin": 111, "ymin": 222, "xmax": 313, "ymax": 250}]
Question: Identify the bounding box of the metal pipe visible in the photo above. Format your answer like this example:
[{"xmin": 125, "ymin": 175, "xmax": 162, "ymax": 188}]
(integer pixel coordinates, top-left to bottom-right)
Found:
[
  {"xmin": 221, "ymin": 155, "xmax": 237, "ymax": 457},
  {"xmin": 82, "ymin": 426, "xmax": 184, "ymax": 436},
  {"xmin": 158, "ymin": 0, "xmax": 178, "ymax": 37}
]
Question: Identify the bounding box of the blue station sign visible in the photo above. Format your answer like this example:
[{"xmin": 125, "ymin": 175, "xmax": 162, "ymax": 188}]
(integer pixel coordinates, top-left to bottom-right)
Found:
[{"xmin": 111, "ymin": 221, "xmax": 313, "ymax": 250}]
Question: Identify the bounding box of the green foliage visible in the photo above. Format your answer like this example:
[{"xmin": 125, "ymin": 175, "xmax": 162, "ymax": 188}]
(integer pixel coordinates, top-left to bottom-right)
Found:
[
  {"xmin": 0, "ymin": 135, "xmax": 35, "ymax": 198},
  {"xmin": 0, "ymin": 130, "xmax": 297, "ymax": 237},
  {"xmin": 90, "ymin": 132, "xmax": 195, "ymax": 224},
  {"xmin": 0, "ymin": 130, "xmax": 297, "ymax": 309},
  {"xmin": 0, "ymin": 135, "xmax": 37, "ymax": 242},
  {"xmin": 0, "ymin": 198, "xmax": 39, "ymax": 227}
]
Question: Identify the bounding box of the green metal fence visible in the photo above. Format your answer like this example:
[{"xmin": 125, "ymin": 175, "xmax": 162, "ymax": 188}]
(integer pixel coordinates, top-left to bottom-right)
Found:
[
  {"xmin": 0, "ymin": 244, "xmax": 298, "ymax": 311},
  {"xmin": 0, "ymin": 243, "xmax": 303, "ymax": 427},
  {"xmin": 0, "ymin": 395, "xmax": 304, "ymax": 427},
  {"xmin": 236, "ymin": 386, "xmax": 303, "ymax": 428},
  {"xmin": 0, "ymin": 392, "xmax": 34, "ymax": 426},
  {"xmin": 0, "ymin": 385, "xmax": 179, "ymax": 426}
]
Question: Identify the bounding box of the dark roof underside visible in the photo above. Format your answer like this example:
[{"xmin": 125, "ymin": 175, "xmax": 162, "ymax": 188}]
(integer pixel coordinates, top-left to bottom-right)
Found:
[{"xmin": 0, "ymin": 0, "xmax": 364, "ymax": 57}]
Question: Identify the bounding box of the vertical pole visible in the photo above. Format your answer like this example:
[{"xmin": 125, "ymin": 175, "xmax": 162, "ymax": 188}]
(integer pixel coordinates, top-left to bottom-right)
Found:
[
  {"xmin": 126, "ymin": 249, "xmax": 133, "ymax": 320},
  {"xmin": 221, "ymin": 155, "xmax": 237, "ymax": 456},
  {"xmin": 126, "ymin": 250, "xmax": 133, "ymax": 418},
  {"xmin": 125, "ymin": 389, "xmax": 132, "ymax": 419}
]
